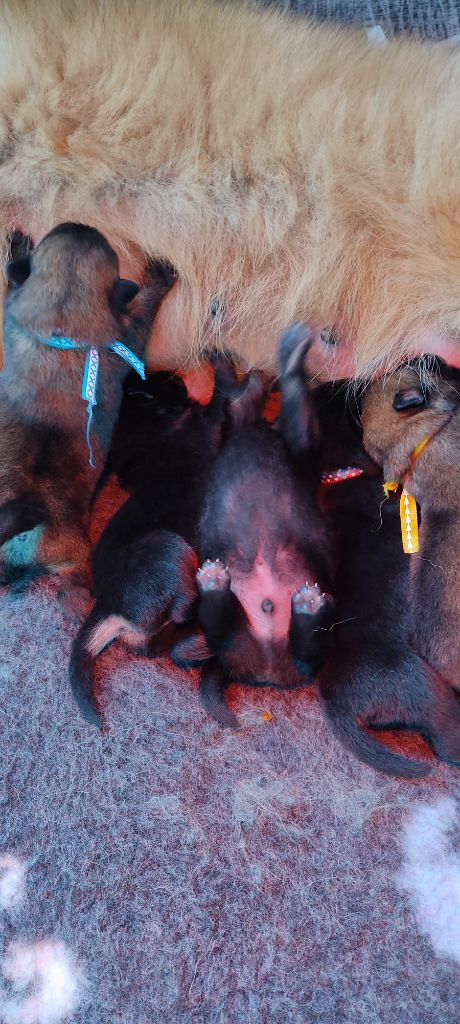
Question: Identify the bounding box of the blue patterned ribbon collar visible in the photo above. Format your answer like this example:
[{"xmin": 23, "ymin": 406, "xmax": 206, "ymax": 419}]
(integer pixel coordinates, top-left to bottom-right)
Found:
[{"xmin": 33, "ymin": 333, "xmax": 145, "ymax": 467}]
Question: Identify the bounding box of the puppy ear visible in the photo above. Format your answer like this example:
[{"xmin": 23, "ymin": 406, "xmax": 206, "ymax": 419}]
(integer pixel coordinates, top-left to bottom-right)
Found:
[
  {"xmin": 112, "ymin": 278, "xmax": 140, "ymax": 309},
  {"xmin": 393, "ymin": 388, "xmax": 427, "ymax": 412},
  {"xmin": 171, "ymin": 632, "xmax": 213, "ymax": 667},
  {"xmin": 6, "ymin": 256, "xmax": 31, "ymax": 287}
]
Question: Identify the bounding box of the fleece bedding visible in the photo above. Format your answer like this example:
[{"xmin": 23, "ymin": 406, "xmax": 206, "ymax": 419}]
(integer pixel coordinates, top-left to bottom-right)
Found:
[
  {"xmin": 2, "ymin": 563, "xmax": 460, "ymax": 1023},
  {"xmin": 2, "ymin": 2, "xmax": 460, "ymax": 1022}
]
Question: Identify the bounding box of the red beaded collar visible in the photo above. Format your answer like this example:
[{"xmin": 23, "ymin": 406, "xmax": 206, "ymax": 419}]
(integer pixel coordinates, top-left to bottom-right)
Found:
[{"xmin": 321, "ymin": 467, "xmax": 364, "ymax": 486}]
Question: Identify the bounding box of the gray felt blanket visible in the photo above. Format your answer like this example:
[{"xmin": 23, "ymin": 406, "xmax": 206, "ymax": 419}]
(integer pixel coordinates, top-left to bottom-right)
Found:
[{"xmin": 2, "ymin": 3, "xmax": 460, "ymax": 1022}]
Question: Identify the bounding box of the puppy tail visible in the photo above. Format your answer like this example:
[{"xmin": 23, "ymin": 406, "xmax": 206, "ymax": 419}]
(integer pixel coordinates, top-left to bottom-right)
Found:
[
  {"xmin": 0, "ymin": 499, "xmax": 45, "ymax": 545},
  {"xmin": 69, "ymin": 606, "xmax": 122, "ymax": 728},
  {"xmin": 323, "ymin": 704, "xmax": 432, "ymax": 779}
]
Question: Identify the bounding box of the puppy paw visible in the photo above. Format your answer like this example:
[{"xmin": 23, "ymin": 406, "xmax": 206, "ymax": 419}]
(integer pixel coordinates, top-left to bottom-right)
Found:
[
  {"xmin": 196, "ymin": 559, "xmax": 230, "ymax": 593},
  {"xmin": 291, "ymin": 582, "xmax": 326, "ymax": 615},
  {"xmin": 146, "ymin": 257, "xmax": 177, "ymax": 292}
]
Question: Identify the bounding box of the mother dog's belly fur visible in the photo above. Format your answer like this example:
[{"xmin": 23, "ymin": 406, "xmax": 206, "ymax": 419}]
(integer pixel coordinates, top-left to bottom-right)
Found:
[
  {"xmin": 14, "ymin": 216, "xmax": 460, "ymax": 381},
  {"xmin": 5, "ymin": 1, "xmax": 460, "ymax": 379},
  {"xmin": 13, "ymin": 216, "xmax": 460, "ymax": 387}
]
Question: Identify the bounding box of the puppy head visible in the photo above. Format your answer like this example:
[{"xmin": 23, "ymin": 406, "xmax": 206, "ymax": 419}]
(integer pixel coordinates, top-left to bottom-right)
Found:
[
  {"xmin": 4, "ymin": 223, "xmax": 142, "ymax": 347},
  {"xmin": 361, "ymin": 360, "xmax": 460, "ymax": 480}
]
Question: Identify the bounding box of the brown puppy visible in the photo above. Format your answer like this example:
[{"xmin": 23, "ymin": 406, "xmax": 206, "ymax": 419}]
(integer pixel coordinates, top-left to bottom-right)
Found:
[
  {"xmin": 0, "ymin": 223, "xmax": 175, "ymax": 615},
  {"xmin": 362, "ymin": 361, "xmax": 460, "ymax": 686}
]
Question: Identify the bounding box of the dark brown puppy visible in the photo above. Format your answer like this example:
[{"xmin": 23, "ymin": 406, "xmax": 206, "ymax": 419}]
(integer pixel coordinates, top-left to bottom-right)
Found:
[
  {"xmin": 362, "ymin": 361, "xmax": 460, "ymax": 687},
  {"xmin": 270, "ymin": 350, "xmax": 460, "ymax": 778},
  {"xmin": 0, "ymin": 223, "xmax": 175, "ymax": 616}
]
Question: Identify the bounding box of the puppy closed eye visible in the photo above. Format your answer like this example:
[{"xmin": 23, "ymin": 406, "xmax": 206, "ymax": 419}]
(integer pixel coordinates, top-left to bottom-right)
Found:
[{"xmin": 393, "ymin": 388, "xmax": 428, "ymax": 413}]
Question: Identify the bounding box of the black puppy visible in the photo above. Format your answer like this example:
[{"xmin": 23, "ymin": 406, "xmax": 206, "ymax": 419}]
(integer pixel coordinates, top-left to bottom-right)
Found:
[
  {"xmin": 69, "ymin": 359, "xmax": 251, "ymax": 725},
  {"xmin": 311, "ymin": 366, "xmax": 460, "ymax": 777},
  {"xmin": 173, "ymin": 325, "xmax": 336, "ymax": 726}
]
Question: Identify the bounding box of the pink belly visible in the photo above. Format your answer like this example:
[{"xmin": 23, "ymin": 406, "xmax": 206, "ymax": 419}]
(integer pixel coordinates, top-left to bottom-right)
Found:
[{"xmin": 229, "ymin": 556, "xmax": 313, "ymax": 643}]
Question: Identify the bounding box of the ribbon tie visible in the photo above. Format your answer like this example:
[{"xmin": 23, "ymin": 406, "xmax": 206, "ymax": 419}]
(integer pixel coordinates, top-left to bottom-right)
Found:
[
  {"xmin": 35, "ymin": 334, "xmax": 145, "ymax": 467},
  {"xmin": 383, "ymin": 436, "xmax": 430, "ymax": 554}
]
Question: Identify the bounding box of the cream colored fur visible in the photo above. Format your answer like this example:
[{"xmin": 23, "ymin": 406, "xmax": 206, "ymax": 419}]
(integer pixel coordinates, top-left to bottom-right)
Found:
[{"xmin": 1, "ymin": 0, "xmax": 460, "ymax": 378}]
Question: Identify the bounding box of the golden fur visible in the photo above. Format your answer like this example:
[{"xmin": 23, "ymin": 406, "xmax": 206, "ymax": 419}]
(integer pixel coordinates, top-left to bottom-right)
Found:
[{"xmin": 1, "ymin": 0, "xmax": 460, "ymax": 378}]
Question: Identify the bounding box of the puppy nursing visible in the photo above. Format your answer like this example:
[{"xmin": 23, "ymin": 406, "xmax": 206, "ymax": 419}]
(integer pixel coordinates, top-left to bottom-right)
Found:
[
  {"xmin": 316, "ymin": 370, "xmax": 460, "ymax": 777},
  {"xmin": 70, "ymin": 365, "xmax": 229, "ymax": 724},
  {"xmin": 65, "ymin": 323, "xmax": 460, "ymax": 778},
  {"xmin": 71, "ymin": 327, "xmax": 335, "ymax": 727},
  {"xmin": 176, "ymin": 327, "xmax": 335, "ymax": 725},
  {"xmin": 0, "ymin": 223, "xmax": 174, "ymax": 614},
  {"xmin": 2, "ymin": 218, "xmax": 459, "ymax": 778},
  {"xmin": 362, "ymin": 362, "xmax": 460, "ymax": 687}
]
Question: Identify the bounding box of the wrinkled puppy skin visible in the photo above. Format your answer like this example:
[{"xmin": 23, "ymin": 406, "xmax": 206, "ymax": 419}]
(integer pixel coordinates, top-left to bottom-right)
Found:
[
  {"xmin": 313, "ymin": 365, "xmax": 460, "ymax": 777},
  {"xmin": 0, "ymin": 223, "xmax": 175, "ymax": 619},
  {"xmin": 362, "ymin": 361, "xmax": 460, "ymax": 687}
]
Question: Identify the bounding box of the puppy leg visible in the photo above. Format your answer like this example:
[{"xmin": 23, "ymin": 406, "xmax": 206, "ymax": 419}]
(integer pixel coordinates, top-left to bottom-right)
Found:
[
  {"xmin": 0, "ymin": 499, "xmax": 45, "ymax": 546},
  {"xmin": 290, "ymin": 583, "xmax": 335, "ymax": 671},
  {"xmin": 37, "ymin": 524, "xmax": 92, "ymax": 623},
  {"xmin": 361, "ymin": 655, "xmax": 460, "ymax": 767},
  {"xmin": 196, "ymin": 559, "xmax": 239, "ymax": 646},
  {"xmin": 277, "ymin": 323, "xmax": 320, "ymax": 458},
  {"xmin": 319, "ymin": 651, "xmax": 434, "ymax": 778}
]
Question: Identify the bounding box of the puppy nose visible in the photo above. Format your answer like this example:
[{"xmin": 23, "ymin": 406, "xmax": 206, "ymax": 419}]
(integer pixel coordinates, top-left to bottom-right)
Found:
[{"xmin": 261, "ymin": 598, "xmax": 274, "ymax": 614}]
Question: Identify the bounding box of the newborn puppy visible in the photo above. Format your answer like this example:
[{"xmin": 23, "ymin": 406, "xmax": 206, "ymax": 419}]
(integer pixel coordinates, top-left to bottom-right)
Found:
[
  {"xmin": 173, "ymin": 325, "xmax": 335, "ymax": 727},
  {"xmin": 0, "ymin": 223, "xmax": 175, "ymax": 615},
  {"xmin": 362, "ymin": 360, "xmax": 460, "ymax": 687},
  {"xmin": 69, "ymin": 358, "xmax": 241, "ymax": 725},
  {"xmin": 314, "ymin": 370, "xmax": 460, "ymax": 777},
  {"xmin": 109, "ymin": 371, "xmax": 204, "ymax": 491}
]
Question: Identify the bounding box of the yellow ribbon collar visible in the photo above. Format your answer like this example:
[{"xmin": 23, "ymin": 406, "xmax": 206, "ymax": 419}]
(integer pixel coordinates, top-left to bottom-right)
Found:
[{"xmin": 383, "ymin": 436, "xmax": 430, "ymax": 554}]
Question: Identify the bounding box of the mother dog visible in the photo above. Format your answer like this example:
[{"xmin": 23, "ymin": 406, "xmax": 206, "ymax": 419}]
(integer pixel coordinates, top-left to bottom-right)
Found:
[{"xmin": 0, "ymin": 1, "xmax": 459, "ymax": 379}]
